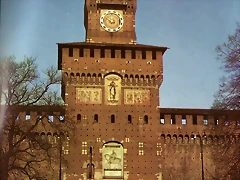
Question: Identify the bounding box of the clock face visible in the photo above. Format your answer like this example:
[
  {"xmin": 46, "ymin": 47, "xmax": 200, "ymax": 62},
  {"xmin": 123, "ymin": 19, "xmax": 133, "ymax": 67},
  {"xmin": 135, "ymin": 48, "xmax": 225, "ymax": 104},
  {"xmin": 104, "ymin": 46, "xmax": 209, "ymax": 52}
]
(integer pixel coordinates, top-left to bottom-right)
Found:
[{"xmin": 100, "ymin": 10, "xmax": 124, "ymax": 32}]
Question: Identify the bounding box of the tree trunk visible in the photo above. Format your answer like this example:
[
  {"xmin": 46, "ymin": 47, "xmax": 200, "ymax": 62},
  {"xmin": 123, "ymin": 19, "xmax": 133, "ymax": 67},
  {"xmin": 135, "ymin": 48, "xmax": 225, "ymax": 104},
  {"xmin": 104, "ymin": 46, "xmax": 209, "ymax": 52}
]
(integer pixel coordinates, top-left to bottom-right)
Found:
[{"xmin": 0, "ymin": 157, "xmax": 9, "ymax": 180}]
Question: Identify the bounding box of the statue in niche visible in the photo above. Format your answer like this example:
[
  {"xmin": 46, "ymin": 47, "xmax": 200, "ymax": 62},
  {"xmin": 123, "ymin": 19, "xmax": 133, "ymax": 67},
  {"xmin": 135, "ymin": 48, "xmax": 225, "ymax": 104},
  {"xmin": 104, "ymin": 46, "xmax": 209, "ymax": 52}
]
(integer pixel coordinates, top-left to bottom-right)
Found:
[
  {"xmin": 109, "ymin": 81, "xmax": 117, "ymax": 100},
  {"xmin": 104, "ymin": 150, "xmax": 121, "ymax": 169},
  {"xmin": 105, "ymin": 74, "xmax": 121, "ymax": 105}
]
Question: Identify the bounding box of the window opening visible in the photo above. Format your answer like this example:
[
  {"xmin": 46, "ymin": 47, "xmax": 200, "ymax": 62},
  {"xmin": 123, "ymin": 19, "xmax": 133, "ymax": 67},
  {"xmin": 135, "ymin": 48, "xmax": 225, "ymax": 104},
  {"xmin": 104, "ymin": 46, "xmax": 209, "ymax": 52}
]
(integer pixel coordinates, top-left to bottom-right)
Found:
[
  {"xmin": 193, "ymin": 115, "xmax": 197, "ymax": 125},
  {"xmin": 94, "ymin": 114, "xmax": 98, "ymax": 123},
  {"xmin": 160, "ymin": 114, "xmax": 164, "ymax": 124},
  {"xmin": 121, "ymin": 49, "xmax": 125, "ymax": 58},
  {"xmin": 214, "ymin": 117, "xmax": 219, "ymax": 125},
  {"xmin": 100, "ymin": 48, "xmax": 105, "ymax": 58},
  {"xmin": 48, "ymin": 115, "xmax": 54, "ymax": 122},
  {"xmin": 37, "ymin": 112, "xmax": 42, "ymax": 120},
  {"xmin": 203, "ymin": 115, "xmax": 208, "ymax": 125},
  {"xmin": 138, "ymin": 142, "xmax": 144, "ymax": 148},
  {"xmin": 90, "ymin": 48, "xmax": 94, "ymax": 57},
  {"xmin": 82, "ymin": 141, "xmax": 87, "ymax": 147},
  {"xmin": 79, "ymin": 48, "xmax": 84, "ymax": 57},
  {"xmin": 224, "ymin": 116, "xmax": 229, "ymax": 126},
  {"xmin": 138, "ymin": 150, "xmax": 144, "ymax": 155},
  {"xmin": 60, "ymin": 115, "xmax": 64, "ymax": 121},
  {"xmin": 152, "ymin": 50, "xmax": 156, "ymax": 60},
  {"xmin": 82, "ymin": 149, "xmax": 87, "ymax": 155},
  {"xmin": 142, "ymin": 50, "xmax": 146, "ymax": 59},
  {"xmin": 131, "ymin": 50, "xmax": 136, "ymax": 59},
  {"xmin": 182, "ymin": 115, "xmax": 187, "ymax": 125},
  {"xmin": 171, "ymin": 115, "xmax": 176, "ymax": 124},
  {"xmin": 128, "ymin": 115, "xmax": 132, "ymax": 124},
  {"xmin": 111, "ymin": 114, "xmax": 115, "ymax": 123},
  {"xmin": 77, "ymin": 114, "xmax": 81, "ymax": 121},
  {"xmin": 125, "ymin": 138, "xmax": 130, "ymax": 142},
  {"xmin": 111, "ymin": 48, "xmax": 115, "ymax": 58},
  {"xmin": 26, "ymin": 112, "xmax": 30, "ymax": 120},
  {"xmin": 69, "ymin": 48, "xmax": 73, "ymax": 57},
  {"xmin": 144, "ymin": 115, "xmax": 148, "ymax": 124}
]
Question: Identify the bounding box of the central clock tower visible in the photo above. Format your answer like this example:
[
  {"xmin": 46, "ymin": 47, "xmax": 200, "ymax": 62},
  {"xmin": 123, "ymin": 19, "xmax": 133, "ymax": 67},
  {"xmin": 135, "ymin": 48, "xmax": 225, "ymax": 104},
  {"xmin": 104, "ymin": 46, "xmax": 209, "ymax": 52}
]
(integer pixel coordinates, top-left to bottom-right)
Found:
[
  {"xmin": 84, "ymin": 0, "xmax": 137, "ymax": 44},
  {"xmin": 58, "ymin": 0, "xmax": 168, "ymax": 179}
]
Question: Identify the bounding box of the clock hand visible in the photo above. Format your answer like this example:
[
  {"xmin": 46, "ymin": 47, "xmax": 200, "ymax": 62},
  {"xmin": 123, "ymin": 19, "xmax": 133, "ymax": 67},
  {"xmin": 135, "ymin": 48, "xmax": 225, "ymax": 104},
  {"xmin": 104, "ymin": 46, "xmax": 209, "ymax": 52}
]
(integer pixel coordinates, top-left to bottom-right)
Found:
[{"xmin": 107, "ymin": 18, "xmax": 114, "ymax": 24}]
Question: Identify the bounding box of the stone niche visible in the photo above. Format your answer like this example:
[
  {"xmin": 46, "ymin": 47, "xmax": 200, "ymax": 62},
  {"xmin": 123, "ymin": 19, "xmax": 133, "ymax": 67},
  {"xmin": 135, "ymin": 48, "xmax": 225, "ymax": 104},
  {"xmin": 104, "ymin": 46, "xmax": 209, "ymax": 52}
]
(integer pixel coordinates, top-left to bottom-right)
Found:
[{"xmin": 102, "ymin": 141, "xmax": 124, "ymax": 179}]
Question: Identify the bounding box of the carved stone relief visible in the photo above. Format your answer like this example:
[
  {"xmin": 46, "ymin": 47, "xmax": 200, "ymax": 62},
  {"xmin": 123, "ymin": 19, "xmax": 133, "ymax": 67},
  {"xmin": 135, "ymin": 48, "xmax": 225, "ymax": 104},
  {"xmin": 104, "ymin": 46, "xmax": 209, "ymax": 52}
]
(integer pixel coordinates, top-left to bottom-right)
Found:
[
  {"xmin": 102, "ymin": 142, "xmax": 124, "ymax": 178},
  {"xmin": 76, "ymin": 88, "xmax": 102, "ymax": 104},
  {"xmin": 124, "ymin": 89, "xmax": 150, "ymax": 105}
]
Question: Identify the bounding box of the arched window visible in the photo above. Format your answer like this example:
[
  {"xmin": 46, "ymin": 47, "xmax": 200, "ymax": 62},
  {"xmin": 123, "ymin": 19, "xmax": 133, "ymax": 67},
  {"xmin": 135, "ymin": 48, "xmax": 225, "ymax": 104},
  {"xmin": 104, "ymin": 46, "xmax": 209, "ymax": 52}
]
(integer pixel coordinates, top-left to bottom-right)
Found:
[
  {"xmin": 94, "ymin": 114, "xmax": 98, "ymax": 123},
  {"xmin": 128, "ymin": 115, "xmax": 132, "ymax": 124},
  {"xmin": 77, "ymin": 114, "xmax": 81, "ymax": 121},
  {"xmin": 144, "ymin": 115, "xmax": 148, "ymax": 124},
  {"xmin": 111, "ymin": 114, "xmax": 115, "ymax": 123}
]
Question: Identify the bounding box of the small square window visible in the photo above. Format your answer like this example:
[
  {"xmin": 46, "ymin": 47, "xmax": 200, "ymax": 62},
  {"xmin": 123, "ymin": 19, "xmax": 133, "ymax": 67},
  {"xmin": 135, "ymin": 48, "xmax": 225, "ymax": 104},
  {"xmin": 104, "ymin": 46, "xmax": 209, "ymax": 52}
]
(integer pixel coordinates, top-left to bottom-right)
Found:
[
  {"xmin": 26, "ymin": 114, "xmax": 30, "ymax": 120},
  {"xmin": 60, "ymin": 115, "xmax": 64, "ymax": 121},
  {"xmin": 157, "ymin": 143, "xmax": 161, "ymax": 148},
  {"xmin": 138, "ymin": 142, "xmax": 144, "ymax": 148},
  {"xmin": 182, "ymin": 119, "xmax": 187, "ymax": 125},
  {"xmin": 138, "ymin": 150, "xmax": 144, "ymax": 155},
  {"xmin": 15, "ymin": 115, "xmax": 19, "ymax": 121},
  {"xmin": 171, "ymin": 115, "xmax": 176, "ymax": 124},
  {"xmin": 96, "ymin": 138, "xmax": 101, "ymax": 142},
  {"xmin": 66, "ymin": 141, "xmax": 69, "ymax": 147},
  {"xmin": 225, "ymin": 121, "xmax": 229, "ymax": 126},
  {"xmin": 125, "ymin": 138, "xmax": 130, "ymax": 142},
  {"xmin": 157, "ymin": 151, "xmax": 161, "ymax": 156},
  {"xmin": 160, "ymin": 118, "xmax": 164, "ymax": 124},
  {"xmin": 82, "ymin": 149, "xmax": 87, "ymax": 155},
  {"xmin": 64, "ymin": 149, "xmax": 69, "ymax": 155},
  {"xmin": 48, "ymin": 115, "xmax": 54, "ymax": 122},
  {"xmin": 203, "ymin": 119, "xmax": 208, "ymax": 125},
  {"xmin": 82, "ymin": 141, "xmax": 87, "ymax": 147}
]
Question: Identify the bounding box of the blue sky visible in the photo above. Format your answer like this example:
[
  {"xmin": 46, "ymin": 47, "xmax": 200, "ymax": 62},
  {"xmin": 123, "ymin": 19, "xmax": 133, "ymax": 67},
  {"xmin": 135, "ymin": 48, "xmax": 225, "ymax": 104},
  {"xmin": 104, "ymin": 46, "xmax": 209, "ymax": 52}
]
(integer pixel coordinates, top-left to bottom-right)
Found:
[{"xmin": 1, "ymin": 0, "xmax": 240, "ymax": 109}]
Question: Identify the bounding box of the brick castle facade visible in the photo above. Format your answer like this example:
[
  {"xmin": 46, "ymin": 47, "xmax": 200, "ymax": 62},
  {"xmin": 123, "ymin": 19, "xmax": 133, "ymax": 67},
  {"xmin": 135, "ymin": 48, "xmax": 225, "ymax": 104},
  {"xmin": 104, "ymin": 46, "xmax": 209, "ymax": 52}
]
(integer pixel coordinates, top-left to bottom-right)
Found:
[{"xmin": 5, "ymin": 0, "xmax": 240, "ymax": 180}]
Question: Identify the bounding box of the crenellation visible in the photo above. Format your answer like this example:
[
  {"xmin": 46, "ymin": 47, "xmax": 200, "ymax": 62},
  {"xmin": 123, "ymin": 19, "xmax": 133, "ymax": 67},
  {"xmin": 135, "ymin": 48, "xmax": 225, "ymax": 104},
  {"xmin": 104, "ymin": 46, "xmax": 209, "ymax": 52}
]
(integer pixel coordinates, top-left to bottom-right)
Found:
[
  {"xmin": 146, "ymin": 50, "xmax": 152, "ymax": 60},
  {"xmin": 84, "ymin": 47, "xmax": 90, "ymax": 58},
  {"xmin": 73, "ymin": 47, "xmax": 79, "ymax": 57},
  {"xmin": 135, "ymin": 49, "xmax": 141, "ymax": 59},
  {"xmin": 36, "ymin": 0, "xmax": 240, "ymax": 179},
  {"xmin": 125, "ymin": 49, "xmax": 132, "ymax": 59}
]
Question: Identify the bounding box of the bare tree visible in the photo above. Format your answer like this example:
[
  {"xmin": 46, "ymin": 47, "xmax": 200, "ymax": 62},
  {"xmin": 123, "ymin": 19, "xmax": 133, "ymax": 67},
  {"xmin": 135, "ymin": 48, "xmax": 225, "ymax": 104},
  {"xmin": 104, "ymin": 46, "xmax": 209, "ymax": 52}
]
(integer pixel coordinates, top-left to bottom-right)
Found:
[
  {"xmin": 211, "ymin": 23, "xmax": 240, "ymax": 179},
  {"xmin": 212, "ymin": 22, "xmax": 240, "ymax": 110},
  {"xmin": 0, "ymin": 56, "xmax": 75, "ymax": 180},
  {"xmin": 209, "ymin": 117, "xmax": 240, "ymax": 179}
]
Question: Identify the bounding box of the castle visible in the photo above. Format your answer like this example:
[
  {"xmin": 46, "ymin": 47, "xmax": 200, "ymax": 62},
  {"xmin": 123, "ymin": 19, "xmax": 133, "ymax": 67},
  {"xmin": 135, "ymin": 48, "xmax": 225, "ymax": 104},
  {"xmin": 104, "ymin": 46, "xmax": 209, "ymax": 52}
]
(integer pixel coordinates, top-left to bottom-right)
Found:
[{"xmin": 3, "ymin": 0, "xmax": 240, "ymax": 180}]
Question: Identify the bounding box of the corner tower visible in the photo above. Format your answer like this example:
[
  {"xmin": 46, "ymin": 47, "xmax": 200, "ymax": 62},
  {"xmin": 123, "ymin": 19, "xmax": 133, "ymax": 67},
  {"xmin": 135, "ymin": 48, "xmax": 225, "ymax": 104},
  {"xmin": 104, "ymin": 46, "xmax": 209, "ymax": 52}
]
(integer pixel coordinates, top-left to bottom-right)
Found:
[
  {"xmin": 57, "ymin": 0, "xmax": 168, "ymax": 179},
  {"xmin": 84, "ymin": 0, "xmax": 137, "ymax": 44}
]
